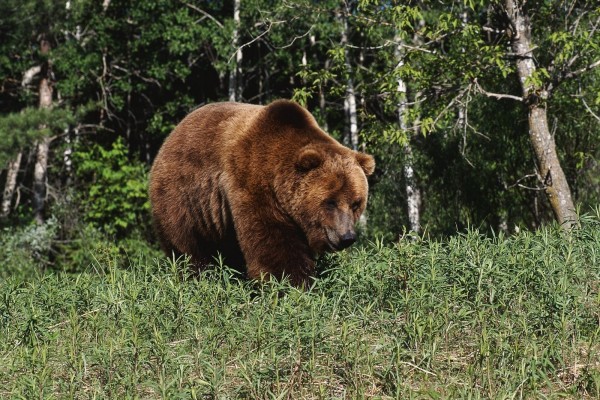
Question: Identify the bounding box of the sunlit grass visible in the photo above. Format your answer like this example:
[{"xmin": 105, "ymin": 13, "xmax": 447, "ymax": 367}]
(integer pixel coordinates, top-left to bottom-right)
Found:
[{"xmin": 1, "ymin": 213, "xmax": 599, "ymax": 398}]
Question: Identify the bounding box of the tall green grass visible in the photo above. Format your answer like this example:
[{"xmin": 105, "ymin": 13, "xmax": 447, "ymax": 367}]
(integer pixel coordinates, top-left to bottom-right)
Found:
[{"xmin": 1, "ymin": 213, "xmax": 599, "ymax": 398}]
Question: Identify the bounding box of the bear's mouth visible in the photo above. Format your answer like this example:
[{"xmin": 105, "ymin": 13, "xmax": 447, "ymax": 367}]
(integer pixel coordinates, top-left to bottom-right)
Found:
[{"xmin": 324, "ymin": 228, "xmax": 342, "ymax": 251}]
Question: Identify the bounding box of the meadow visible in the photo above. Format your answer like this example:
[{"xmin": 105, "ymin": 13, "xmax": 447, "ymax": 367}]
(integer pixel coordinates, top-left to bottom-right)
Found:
[{"xmin": 1, "ymin": 213, "xmax": 599, "ymax": 399}]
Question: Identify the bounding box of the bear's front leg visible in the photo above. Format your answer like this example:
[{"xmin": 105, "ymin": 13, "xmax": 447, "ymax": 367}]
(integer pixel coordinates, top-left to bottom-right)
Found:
[{"xmin": 233, "ymin": 212, "xmax": 316, "ymax": 288}]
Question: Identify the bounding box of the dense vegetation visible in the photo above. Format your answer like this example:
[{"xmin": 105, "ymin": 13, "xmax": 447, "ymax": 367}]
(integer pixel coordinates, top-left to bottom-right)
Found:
[{"xmin": 1, "ymin": 0, "xmax": 599, "ymax": 245}]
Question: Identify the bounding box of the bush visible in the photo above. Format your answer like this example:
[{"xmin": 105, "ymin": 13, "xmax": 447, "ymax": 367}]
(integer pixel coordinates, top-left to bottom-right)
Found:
[
  {"xmin": 0, "ymin": 217, "xmax": 58, "ymax": 279},
  {"xmin": 73, "ymin": 137, "xmax": 150, "ymax": 238}
]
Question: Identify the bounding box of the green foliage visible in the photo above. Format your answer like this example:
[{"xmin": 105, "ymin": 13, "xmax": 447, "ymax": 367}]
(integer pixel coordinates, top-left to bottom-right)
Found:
[
  {"xmin": 1, "ymin": 214, "xmax": 599, "ymax": 397},
  {"xmin": 55, "ymin": 224, "xmax": 163, "ymax": 274},
  {"xmin": 0, "ymin": 108, "xmax": 76, "ymax": 165},
  {"xmin": 0, "ymin": 218, "xmax": 58, "ymax": 280},
  {"xmin": 0, "ymin": 201, "xmax": 161, "ymax": 279},
  {"xmin": 73, "ymin": 138, "xmax": 150, "ymax": 237},
  {"xmin": 1, "ymin": 0, "xmax": 599, "ymax": 249}
]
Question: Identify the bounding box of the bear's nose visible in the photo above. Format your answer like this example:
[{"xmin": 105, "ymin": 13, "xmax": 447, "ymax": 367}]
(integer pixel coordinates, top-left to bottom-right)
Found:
[{"xmin": 338, "ymin": 231, "xmax": 356, "ymax": 249}]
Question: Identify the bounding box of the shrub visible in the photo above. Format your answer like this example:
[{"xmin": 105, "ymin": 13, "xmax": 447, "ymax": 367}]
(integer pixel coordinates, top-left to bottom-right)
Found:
[{"xmin": 73, "ymin": 137, "xmax": 150, "ymax": 237}]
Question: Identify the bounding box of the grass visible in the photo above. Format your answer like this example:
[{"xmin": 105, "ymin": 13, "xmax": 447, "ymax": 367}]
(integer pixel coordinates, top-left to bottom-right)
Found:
[{"xmin": 1, "ymin": 214, "xmax": 599, "ymax": 399}]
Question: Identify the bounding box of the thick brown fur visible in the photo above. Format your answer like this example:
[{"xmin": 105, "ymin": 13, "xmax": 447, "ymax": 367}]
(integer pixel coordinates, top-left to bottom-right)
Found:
[{"xmin": 149, "ymin": 100, "xmax": 375, "ymax": 287}]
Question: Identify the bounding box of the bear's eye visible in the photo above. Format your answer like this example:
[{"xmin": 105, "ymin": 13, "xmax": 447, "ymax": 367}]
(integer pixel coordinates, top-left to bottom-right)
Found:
[
  {"xmin": 351, "ymin": 200, "xmax": 361, "ymax": 212},
  {"xmin": 325, "ymin": 199, "xmax": 337, "ymax": 209}
]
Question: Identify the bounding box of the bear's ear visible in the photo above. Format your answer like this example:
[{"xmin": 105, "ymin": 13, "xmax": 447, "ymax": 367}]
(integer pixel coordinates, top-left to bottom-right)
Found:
[
  {"xmin": 296, "ymin": 147, "xmax": 323, "ymax": 172},
  {"xmin": 355, "ymin": 152, "xmax": 375, "ymax": 176},
  {"xmin": 265, "ymin": 100, "xmax": 314, "ymax": 129}
]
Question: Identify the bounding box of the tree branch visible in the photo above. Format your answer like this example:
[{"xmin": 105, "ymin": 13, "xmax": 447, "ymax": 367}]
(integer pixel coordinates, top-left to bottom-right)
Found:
[
  {"xmin": 579, "ymin": 96, "xmax": 600, "ymax": 123},
  {"xmin": 429, "ymin": 85, "xmax": 470, "ymax": 128},
  {"xmin": 274, "ymin": 24, "xmax": 313, "ymax": 50},
  {"xmin": 22, "ymin": 65, "xmax": 41, "ymax": 87},
  {"xmin": 507, "ymin": 173, "xmax": 546, "ymax": 191},
  {"xmin": 180, "ymin": 1, "xmax": 224, "ymax": 28},
  {"xmin": 473, "ymin": 78, "xmax": 523, "ymax": 102},
  {"xmin": 563, "ymin": 59, "xmax": 600, "ymax": 80},
  {"xmin": 347, "ymin": 40, "xmax": 434, "ymax": 54},
  {"xmin": 228, "ymin": 20, "xmax": 280, "ymax": 63}
]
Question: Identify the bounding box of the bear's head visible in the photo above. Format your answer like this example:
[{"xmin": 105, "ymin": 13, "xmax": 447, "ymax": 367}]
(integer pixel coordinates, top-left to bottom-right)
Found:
[{"xmin": 290, "ymin": 145, "xmax": 375, "ymax": 254}]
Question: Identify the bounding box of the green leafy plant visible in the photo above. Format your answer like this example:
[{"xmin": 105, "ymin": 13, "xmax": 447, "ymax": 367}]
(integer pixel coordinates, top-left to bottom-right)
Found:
[
  {"xmin": 73, "ymin": 138, "xmax": 150, "ymax": 237},
  {"xmin": 0, "ymin": 217, "xmax": 58, "ymax": 279}
]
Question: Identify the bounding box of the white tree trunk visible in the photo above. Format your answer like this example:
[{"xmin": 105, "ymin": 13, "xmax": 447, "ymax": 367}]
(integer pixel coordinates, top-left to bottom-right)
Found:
[
  {"xmin": 346, "ymin": 78, "xmax": 359, "ymax": 151},
  {"xmin": 1, "ymin": 153, "xmax": 22, "ymax": 218},
  {"xmin": 402, "ymin": 143, "xmax": 421, "ymax": 234},
  {"xmin": 395, "ymin": 36, "xmax": 421, "ymax": 234},
  {"xmin": 505, "ymin": 0, "xmax": 577, "ymax": 228},
  {"xmin": 33, "ymin": 138, "xmax": 51, "ymax": 224},
  {"xmin": 338, "ymin": 8, "xmax": 365, "ymax": 229},
  {"xmin": 339, "ymin": 10, "xmax": 359, "ymax": 151},
  {"xmin": 63, "ymin": 127, "xmax": 73, "ymax": 185},
  {"xmin": 33, "ymin": 38, "xmax": 53, "ymax": 225},
  {"xmin": 228, "ymin": 0, "xmax": 242, "ymax": 102},
  {"xmin": 319, "ymin": 87, "xmax": 328, "ymax": 131}
]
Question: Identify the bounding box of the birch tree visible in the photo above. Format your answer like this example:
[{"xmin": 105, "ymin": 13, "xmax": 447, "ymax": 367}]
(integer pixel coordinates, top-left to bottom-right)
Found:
[
  {"xmin": 229, "ymin": 0, "xmax": 242, "ymax": 102},
  {"xmin": 394, "ymin": 37, "xmax": 421, "ymax": 234},
  {"xmin": 338, "ymin": 7, "xmax": 359, "ymax": 151},
  {"xmin": 394, "ymin": 1, "xmax": 599, "ymax": 229},
  {"xmin": 502, "ymin": 0, "xmax": 579, "ymax": 228},
  {"xmin": 1, "ymin": 153, "xmax": 21, "ymax": 218},
  {"xmin": 472, "ymin": 0, "xmax": 599, "ymax": 228},
  {"xmin": 0, "ymin": 69, "xmax": 36, "ymax": 218},
  {"xmin": 32, "ymin": 37, "xmax": 53, "ymax": 225}
]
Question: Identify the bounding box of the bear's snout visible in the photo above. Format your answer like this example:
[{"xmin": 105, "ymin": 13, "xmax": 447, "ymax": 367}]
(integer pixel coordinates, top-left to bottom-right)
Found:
[
  {"xmin": 338, "ymin": 231, "xmax": 356, "ymax": 249},
  {"xmin": 325, "ymin": 227, "xmax": 357, "ymax": 251}
]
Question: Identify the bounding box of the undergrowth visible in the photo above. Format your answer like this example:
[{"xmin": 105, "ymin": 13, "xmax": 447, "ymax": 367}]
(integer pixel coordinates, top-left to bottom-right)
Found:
[{"xmin": 1, "ymin": 213, "xmax": 599, "ymax": 398}]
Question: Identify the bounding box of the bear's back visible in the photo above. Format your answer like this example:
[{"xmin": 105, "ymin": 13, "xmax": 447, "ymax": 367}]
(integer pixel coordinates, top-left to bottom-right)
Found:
[{"xmin": 149, "ymin": 102, "xmax": 264, "ymax": 259}]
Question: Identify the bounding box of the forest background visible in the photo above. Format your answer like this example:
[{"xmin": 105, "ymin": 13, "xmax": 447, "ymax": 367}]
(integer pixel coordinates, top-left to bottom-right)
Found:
[{"xmin": 1, "ymin": 0, "xmax": 599, "ymax": 268}]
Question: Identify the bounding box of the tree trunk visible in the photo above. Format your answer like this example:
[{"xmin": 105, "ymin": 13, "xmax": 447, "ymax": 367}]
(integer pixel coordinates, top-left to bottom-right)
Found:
[
  {"xmin": 319, "ymin": 86, "xmax": 328, "ymax": 131},
  {"xmin": 228, "ymin": 0, "xmax": 241, "ymax": 102},
  {"xmin": 402, "ymin": 143, "xmax": 421, "ymax": 233},
  {"xmin": 395, "ymin": 35, "xmax": 421, "ymax": 234},
  {"xmin": 340, "ymin": 10, "xmax": 359, "ymax": 151},
  {"xmin": 1, "ymin": 153, "xmax": 22, "ymax": 218},
  {"xmin": 33, "ymin": 37, "xmax": 53, "ymax": 225},
  {"xmin": 338, "ymin": 8, "xmax": 365, "ymax": 228},
  {"xmin": 63, "ymin": 127, "xmax": 73, "ymax": 186},
  {"xmin": 33, "ymin": 138, "xmax": 50, "ymax": 224},
  {"xmin": 4, "ymin": 64, "xmax": 44, "ymax": 219},
  {"xmin": 505, "ymin": 0, "xmax": 577, "ymax": 228}
]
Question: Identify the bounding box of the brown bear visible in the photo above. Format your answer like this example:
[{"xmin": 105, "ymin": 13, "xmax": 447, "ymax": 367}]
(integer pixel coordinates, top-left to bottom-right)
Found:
[{"xmin": 149, "ymin": 99, "xmax": 374, "ymax": 287}]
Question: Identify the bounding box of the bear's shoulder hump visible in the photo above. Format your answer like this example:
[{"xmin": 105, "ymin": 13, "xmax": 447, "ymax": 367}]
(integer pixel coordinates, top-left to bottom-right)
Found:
[{"xmin": 263, "ymin": 100, "xmax": 316, "ymax": 129}]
